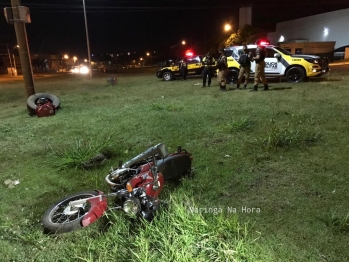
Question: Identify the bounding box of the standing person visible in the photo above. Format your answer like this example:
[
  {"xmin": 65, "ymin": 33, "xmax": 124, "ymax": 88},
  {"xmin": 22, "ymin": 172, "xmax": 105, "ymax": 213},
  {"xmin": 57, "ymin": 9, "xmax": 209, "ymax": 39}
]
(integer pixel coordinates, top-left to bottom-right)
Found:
[
  {"xmin": 217, "ymin": 48, "xmax": 228, "ymax": 91},
  {"xmin": 251, "ymin": 44, "xmax": 269, "ymax": 91},
  {"xmin": 179, "ymin": 58, "xmax": 188, "ymax": 80},
  {"xmin": 201, "ymin": 52, "xmax": 215, "ymax": 87},
  {"xmin": 236, "ymin": 45, "xmax": 252, "ymax": 89}
]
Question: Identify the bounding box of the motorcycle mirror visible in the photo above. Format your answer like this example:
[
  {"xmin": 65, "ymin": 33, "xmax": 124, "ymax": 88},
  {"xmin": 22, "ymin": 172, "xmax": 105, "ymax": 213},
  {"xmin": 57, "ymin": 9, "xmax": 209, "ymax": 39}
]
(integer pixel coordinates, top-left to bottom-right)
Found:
[{"xmin": 118, "ymin": 160, "xmax": 123, "ymax": 168}]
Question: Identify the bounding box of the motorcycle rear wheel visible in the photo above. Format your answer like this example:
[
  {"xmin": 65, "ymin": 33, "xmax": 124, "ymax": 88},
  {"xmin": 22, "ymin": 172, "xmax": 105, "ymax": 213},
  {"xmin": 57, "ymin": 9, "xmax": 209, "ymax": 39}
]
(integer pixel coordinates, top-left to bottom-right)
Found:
[{"xmin": 42, "ymin": 191, "xmax": 100, "ymax": 234}]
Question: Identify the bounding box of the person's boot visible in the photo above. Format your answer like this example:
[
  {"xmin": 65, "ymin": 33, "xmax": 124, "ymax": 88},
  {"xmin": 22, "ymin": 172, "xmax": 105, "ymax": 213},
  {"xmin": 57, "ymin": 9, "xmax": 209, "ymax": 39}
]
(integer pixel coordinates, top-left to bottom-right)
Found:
[
  {"xmin": 208, "ymin": 82, "xmax": 211, "ymax": 87},
  {"xmin": 220, "ymin": 86, "xmax": 227, "ymax": 91},
  {"xmin": 263, "ymin": 84, "xmax": 269, "ymax": 91},
  {"xmin": 243, "ymin": 84, "xmax": 247, "ymax": 89},
  {"xmin": 236, "ymin": 84, "xmax": 240, "ymax": 89},
  {"xmin": 202, "ymin": 84, "xmax": 206, "ymax": 88},
  {"xmin": 250, "ymin": 85, "xmax": 258, "ymax": 92}
]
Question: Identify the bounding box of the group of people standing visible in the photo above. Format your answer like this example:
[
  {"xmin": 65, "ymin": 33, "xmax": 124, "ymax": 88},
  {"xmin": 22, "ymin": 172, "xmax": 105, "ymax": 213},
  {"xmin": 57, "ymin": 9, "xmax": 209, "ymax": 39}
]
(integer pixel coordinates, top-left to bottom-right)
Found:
[
  {"xmin": 180, "ymin": 43, "xmax": 269, "ymax": 92},
  {"xmin": 236, "ymin": 44, "xmax": 269, "ymax": 91},
  {"xmin": 199, "ymin": 48, "xmax": 227, "ymax": 90}
]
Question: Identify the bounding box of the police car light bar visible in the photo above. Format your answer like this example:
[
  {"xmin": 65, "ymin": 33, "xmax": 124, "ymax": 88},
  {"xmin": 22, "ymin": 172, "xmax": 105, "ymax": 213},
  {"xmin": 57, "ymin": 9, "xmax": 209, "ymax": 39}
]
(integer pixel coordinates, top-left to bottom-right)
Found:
[
  {"xmin": 185, "ymin": 50, "xmax": 194, "ymax": 57},
  {"xmin": 256, "ymin": 39, "xmax": 270, "ymax": 46}
]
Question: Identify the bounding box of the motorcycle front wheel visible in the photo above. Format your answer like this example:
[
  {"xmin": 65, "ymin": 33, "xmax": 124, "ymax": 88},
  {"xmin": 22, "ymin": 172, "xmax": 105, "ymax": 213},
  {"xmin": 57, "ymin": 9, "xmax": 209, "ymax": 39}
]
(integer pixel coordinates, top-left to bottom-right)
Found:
[{"xmin": 42, "ymin": 191, "xmax": 100, "ymax": 234}]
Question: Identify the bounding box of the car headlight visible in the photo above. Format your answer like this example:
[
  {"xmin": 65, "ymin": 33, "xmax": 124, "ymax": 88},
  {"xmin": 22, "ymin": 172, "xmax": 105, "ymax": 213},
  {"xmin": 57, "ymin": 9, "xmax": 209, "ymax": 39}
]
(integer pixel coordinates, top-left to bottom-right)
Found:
[
  {"xmin": 304, "ymin": 58, "xmax": 319, "ymax": 64},
  {"xmin": 79, "ymin": 66, "xmax": 89, "ymax": 74},
  {"xmin": 123, "ymin": 198, "xmax": 141, "ymax": 216}
]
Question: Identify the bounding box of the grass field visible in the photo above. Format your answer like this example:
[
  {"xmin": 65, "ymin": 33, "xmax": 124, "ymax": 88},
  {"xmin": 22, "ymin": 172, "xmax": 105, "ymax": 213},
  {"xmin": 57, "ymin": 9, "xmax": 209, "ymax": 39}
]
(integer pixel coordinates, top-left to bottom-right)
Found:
[{"xmin": 0, "ymin": 70, "xmax": 349, "ymax": 262}]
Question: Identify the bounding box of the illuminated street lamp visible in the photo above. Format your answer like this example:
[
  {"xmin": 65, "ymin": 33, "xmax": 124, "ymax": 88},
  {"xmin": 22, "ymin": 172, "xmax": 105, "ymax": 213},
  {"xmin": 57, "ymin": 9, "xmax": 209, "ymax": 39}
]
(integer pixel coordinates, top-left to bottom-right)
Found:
[
  {"xmin": 63, "ymin": 54, "xmax": 69, "ymax": 59},
  {"xmin": 73, "ymin": 56, "xmax": 77, "ymax": 65},
  {"xmin": 182, "ymin": 40, "xmax": 186, "ymax": 45},
  {"xmin": 224, "ymin": 24, "xmax": 232, "ymax": 32}
]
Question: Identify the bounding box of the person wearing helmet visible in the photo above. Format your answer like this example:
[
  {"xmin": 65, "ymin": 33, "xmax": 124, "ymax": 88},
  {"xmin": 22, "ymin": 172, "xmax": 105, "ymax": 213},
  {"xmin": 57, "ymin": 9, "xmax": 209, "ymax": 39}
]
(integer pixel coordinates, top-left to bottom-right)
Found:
[
  {"xmin": 251, "ymin": 41, "xmax": 269, "ymax": 91},
  {"xmin": 237, "ymin": 45, "xmax": 252, "ymax": 89},
  {"xmin": 37, "ymin": 97, "xmax": 48, "ymax": 105},
  {"xmin": 216, "ymin": 48, "xmax": 228, "ymax": 91},
  {"xmin": 35, "ymin": 97, "xmax": 56, "ymax": 117},
  {"xmin": 201, "ymin": 52, "xmax": 215, "ymax": 87}
]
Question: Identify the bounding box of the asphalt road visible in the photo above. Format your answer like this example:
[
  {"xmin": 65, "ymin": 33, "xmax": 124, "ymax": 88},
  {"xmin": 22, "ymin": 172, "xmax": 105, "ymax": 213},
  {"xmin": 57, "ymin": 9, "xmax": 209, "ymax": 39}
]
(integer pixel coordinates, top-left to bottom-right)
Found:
[{"xmin": 0, "ymin": 63, "xmax": 347, "ymax": 83}]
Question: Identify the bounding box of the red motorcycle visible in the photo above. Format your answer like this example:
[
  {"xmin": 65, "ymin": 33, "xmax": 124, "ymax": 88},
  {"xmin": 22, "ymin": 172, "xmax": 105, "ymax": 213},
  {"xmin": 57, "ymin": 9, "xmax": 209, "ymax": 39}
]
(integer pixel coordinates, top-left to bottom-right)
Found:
[{"xmin": 42, "ymin": 143, "xmax": 192, "ymax": 234}]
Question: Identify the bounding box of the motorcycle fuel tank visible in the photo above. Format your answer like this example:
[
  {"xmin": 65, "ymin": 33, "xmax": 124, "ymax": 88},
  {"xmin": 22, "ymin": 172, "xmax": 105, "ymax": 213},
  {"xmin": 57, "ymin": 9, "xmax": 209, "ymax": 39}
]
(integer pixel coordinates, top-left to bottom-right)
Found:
[{"xmin": 129, "ymin": 171, "xmax": 165, "ymax": 198}]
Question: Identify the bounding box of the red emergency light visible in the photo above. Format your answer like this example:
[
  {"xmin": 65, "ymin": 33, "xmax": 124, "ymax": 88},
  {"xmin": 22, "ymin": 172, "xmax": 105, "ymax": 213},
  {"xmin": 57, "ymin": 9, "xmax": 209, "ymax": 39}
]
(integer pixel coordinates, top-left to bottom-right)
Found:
[
  {"xmin": 185, "ymin": 50, "xmax": 194, "ymax": 57},
  {"xmin": 256, "ymin": 39, "xmax": 270, "ymax": 46}
]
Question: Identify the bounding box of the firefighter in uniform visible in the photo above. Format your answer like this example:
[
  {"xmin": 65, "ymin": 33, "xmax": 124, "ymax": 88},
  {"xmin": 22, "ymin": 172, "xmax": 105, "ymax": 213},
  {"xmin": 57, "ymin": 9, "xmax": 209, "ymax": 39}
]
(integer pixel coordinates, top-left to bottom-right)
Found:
[
  {"xmin": 201, "ymin": 52, "xmax": 215, "ymax": 87},
  {"xmin": 217, "ymin": 48, "xmax": 228, "ymax": 91},
  {"xmin": 251, "ymin": 44, "xmax": 269, "ymax": 91}
]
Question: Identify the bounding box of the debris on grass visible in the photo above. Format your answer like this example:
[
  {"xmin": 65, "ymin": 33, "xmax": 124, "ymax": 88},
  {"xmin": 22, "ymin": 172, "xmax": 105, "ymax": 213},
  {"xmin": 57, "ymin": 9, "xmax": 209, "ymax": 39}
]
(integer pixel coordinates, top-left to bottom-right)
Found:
[{"xmin": 4, "ymin": 179, "xmax": 20, "ymax": 188}]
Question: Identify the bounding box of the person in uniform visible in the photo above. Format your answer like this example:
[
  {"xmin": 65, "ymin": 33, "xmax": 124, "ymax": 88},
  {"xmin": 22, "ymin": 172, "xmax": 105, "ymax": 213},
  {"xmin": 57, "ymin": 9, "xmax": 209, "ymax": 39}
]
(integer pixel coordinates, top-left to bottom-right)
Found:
[
  {"xmin": 217, "ymin": 48, "xmax": 228, "ymax": 91},
  {"xmin": 201, "ymin": 52, "xmax": 215, "ymax": 87},
  {"xmin": 179, "ymin": 58, "xmax": 188, "ymax": 80},
  {"xmin": 251, "ymin": 44, "xmax": 269, "ymax": 91},
  {"xmin": 236, "ymin": 45, "xmax": 252, "ymax": 89}
]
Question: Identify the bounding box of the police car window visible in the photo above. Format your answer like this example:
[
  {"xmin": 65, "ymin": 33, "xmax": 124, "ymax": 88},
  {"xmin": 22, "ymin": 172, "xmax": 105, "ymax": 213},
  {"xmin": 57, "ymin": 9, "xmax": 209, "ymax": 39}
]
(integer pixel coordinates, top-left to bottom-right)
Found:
[
  {"xmin": 188, "ymin": 57, "xmax": 200, "ymax": 64},
  {"xmin": 225, "ymin": 50, "xmax": 233, "ymax": 57},
  {"xmin": 273, "ymin": 47, "xmax": 292, "ymax": 55},
  {"xmin": 266, "ymin": 48, "xmax": 277, "ymax": 58}
]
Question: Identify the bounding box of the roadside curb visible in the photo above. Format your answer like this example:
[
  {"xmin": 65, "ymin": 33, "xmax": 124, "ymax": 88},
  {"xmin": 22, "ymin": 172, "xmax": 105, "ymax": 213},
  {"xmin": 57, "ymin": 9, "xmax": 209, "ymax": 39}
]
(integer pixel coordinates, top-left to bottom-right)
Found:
[{"xmin": 329, "ymin": 62, "xmax": 349, "ymax": 66}]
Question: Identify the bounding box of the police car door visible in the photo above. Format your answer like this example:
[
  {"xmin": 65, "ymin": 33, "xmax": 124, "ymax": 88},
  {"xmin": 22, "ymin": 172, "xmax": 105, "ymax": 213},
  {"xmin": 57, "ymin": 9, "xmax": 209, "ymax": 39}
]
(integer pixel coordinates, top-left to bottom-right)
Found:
[
  {"xmin": 265, "ymin": 48, "xmax": 281, "ymax": 74},
  {"xmin": 187, "ymin": 56, "xmax": 201, "ymax": 75}
]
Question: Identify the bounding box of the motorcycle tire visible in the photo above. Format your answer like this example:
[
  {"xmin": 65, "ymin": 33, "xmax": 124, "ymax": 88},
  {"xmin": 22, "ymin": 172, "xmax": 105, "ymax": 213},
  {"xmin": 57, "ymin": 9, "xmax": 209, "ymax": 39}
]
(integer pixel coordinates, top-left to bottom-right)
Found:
[
  {"xmin": 42, "ymin": 190, "xmax": 100, "ymax": 234},
  {"xmin": 27, "ymin": 93, "xmax": 60, "ymax": 110}
]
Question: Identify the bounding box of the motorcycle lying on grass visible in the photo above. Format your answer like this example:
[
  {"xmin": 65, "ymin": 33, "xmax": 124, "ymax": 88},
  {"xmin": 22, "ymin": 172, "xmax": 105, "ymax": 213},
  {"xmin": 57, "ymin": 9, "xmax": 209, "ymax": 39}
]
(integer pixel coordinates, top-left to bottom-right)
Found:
[{"xmin": 42, "ymin": 143, "xmax": 192, "ymax": 234}]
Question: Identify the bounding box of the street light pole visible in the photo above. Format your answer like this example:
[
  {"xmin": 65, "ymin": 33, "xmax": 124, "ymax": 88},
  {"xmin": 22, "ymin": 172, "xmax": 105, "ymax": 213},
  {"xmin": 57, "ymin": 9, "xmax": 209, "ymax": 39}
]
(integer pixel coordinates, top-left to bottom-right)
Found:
[
  {"xmin": 82, "ymin": 0, "xmax": 92, "ymax": 78},
  {"xmin": 12, "ymin": 53, "xmax": 17, "ymax": 74}
]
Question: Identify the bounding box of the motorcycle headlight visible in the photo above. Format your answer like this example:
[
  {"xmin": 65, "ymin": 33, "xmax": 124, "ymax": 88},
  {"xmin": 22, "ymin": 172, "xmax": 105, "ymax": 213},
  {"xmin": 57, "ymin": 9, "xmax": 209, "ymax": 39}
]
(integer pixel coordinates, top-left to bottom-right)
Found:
[{"xmin": 123, "ymin": 198, "xmax": 141, "ymax": 216}]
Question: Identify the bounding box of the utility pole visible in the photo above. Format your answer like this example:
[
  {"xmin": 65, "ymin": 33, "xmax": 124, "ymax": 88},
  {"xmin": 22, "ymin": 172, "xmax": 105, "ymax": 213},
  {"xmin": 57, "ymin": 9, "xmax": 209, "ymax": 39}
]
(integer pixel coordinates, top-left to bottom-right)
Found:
[
  {"xmin": 11, "ymin": 0, "xmax": 35, "ymax": 98},
  {"xmin": 82, "ymin": 0, "xmax": 92, "ymax": 78},
  {"xmin": 12, "ymin": 53, "xmax": 17, "ymax": 75},
  {"xmin": 6, "ymin": 45, "xmax": 14, "ymax": 76}
]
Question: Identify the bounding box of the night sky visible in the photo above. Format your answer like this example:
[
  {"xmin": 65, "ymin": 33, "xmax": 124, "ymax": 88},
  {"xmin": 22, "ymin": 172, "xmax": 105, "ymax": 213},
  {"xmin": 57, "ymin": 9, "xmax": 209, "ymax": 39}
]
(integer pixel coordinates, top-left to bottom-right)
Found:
[{"xmin": 0, "ymin": 0, "xmax": 348, "ymax": 59}]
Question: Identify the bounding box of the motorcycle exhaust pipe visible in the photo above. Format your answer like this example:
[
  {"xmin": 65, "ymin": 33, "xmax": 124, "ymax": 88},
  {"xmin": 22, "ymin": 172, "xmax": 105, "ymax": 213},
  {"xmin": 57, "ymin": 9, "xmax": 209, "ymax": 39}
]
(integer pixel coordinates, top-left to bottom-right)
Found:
[{"xmin": 122, "ymin": 143, "xmax": 169, "ymax": 168}]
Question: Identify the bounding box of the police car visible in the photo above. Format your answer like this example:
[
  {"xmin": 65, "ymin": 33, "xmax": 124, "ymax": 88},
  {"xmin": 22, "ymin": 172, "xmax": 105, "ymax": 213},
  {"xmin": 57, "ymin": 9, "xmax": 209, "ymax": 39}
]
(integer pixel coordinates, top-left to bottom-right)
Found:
[
  {"xmin": 156, "ymin": 54, "xmax": 216, "ymax": 81},
  {"xmin": 224, "ymin": 43, "xmax": 328, "ymax": 83}
]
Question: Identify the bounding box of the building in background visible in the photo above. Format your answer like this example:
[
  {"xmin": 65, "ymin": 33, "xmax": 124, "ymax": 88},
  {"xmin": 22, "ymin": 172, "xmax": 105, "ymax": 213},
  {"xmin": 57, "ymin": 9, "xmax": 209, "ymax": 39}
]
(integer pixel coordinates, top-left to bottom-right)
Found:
[
  {"xmin": 239, "ymin": 6, "xmax": 252, "ymax": 29},
  {"xmin": 267, "ymin": 8, "xmax": 349, "ymax": 60}
]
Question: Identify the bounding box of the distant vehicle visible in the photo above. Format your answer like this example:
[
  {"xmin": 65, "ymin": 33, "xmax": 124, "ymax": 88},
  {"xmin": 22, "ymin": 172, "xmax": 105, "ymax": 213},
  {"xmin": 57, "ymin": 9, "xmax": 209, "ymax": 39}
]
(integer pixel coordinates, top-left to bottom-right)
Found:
[
  {"xmin": 156, "ymin": 55, "xmax": 217, "ymax": 81},
  {"xmin": 70, "ymin": 65, "xmax": 90, "ymax": 74},
  {"xmin": 224, "ymin": 44, "xmax": 329, "ymax": 83}
]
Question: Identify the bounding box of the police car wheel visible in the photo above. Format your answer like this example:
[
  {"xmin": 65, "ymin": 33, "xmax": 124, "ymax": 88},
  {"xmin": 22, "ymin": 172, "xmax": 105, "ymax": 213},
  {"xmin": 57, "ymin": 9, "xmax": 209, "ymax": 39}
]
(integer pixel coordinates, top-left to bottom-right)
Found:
[
  {"xmin": 27, "ymin": 93, "xmax": 60, "ymax": 110},
  {"xmin": 162, "ymin": 71, "xmax": 173, "ymax": 81},
  {"xmin": 226, "ymin": 69, "xmax": 239, "ymax": 84},
  {"xmin": 285, "ymin": 66, "xmax": 305, "ymax": 83}
]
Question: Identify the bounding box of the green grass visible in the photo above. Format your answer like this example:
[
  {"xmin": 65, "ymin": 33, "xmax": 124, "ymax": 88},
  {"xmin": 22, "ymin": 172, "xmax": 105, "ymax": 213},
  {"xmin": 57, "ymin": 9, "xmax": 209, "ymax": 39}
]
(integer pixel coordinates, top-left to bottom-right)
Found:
[{"xmin": 1, "ymin": 71, "xmax": 349, "ymax": 261}]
